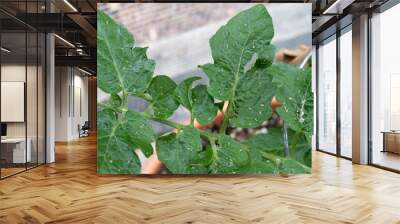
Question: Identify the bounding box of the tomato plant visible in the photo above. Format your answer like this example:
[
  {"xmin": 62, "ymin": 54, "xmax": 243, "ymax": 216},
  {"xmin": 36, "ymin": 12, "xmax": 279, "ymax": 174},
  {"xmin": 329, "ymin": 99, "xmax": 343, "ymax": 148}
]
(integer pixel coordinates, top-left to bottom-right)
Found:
[{"xmin": 97, "ymin": 4, "xmax": 312, "ymax": 174}]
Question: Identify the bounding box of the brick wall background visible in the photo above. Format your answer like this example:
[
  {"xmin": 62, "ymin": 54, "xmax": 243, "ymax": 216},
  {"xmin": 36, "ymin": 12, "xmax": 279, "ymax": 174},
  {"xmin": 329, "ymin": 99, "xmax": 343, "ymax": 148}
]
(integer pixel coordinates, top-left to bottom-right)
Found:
[
  {"xmin": 98, "ymin": 3, "xmax": 311, "ymax": 76},
  {"xmin": 99, "ymin": 3, "xmax": 249, "ymax": 44}
]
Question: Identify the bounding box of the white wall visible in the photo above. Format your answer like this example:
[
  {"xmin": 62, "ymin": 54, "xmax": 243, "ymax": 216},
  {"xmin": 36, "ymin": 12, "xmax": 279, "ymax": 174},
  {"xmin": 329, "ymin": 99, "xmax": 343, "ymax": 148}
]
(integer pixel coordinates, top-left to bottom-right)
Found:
[
  {"xmin": 1, "ymin": 65, "xmax": 26, "ymax": 133},
  {"xmin": 1, "ymin": 65, "xmax": 37, "ymax": 138},
  {"xmin": 55, "ymin": 67, "xmax": 69, "ymax": 141},
  {"xmin": 55, "ymin": 67, "xmax": 89, "ymax": 141},
  {"xmin": 71, "ymin": 73, "xmax": 89, "ymax": 138},
  {"xmin": 1, "ymin": 63, "xmax": 46, "ymax": 164},
  {"xmin": 1, "ymin": 82, "xmax": 25, "ymax": 122},
  {"xmin": 1, "ymin": 65, "xmax": 26, "ymax": 142}
]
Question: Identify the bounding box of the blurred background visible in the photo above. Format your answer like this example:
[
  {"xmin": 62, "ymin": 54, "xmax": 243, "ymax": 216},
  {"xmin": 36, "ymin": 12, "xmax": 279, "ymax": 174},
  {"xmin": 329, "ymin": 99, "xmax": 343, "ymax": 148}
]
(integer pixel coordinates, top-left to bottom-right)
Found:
[{"xmin": 98, "ymin": 3, "xmax": 311, "ymax": 135}]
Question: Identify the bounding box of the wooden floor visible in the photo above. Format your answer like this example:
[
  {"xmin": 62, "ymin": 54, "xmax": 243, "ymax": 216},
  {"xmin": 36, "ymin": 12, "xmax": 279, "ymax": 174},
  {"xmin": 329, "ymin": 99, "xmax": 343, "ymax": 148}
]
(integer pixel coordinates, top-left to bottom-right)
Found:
[
  {"xmin": 372, "ymin": 150, "xmax": 400, "ymax": 171},
  {"xmin": 1, "ymin": 167, "xmax": 26, "ymax": 178},
  {"xmin": 1, "ymin": 135, "xmax": 400, "ymax": 224}
]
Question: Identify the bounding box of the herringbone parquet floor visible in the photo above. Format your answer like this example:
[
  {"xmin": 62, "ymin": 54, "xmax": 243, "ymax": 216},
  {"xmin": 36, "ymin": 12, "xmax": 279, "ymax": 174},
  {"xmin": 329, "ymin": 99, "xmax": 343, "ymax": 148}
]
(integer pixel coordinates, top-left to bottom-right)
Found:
[{"xmin": 1, "ymin": 134, "xmax": 400, "ymax": 224}]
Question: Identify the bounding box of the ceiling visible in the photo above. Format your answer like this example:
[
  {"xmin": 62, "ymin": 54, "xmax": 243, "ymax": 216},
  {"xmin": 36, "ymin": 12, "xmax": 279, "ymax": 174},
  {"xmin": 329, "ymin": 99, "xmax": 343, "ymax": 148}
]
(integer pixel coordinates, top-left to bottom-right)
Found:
[
  {"xmin": 1, "ymin": 0, "xmax": 396, "ymax": 75},
  {"xmin": 0, "ymin": 0, "xmax": 97, "ymax": 75},
  {"xmin": 311, "ymin": 0, "xmax": 392, "ymax": 43}
]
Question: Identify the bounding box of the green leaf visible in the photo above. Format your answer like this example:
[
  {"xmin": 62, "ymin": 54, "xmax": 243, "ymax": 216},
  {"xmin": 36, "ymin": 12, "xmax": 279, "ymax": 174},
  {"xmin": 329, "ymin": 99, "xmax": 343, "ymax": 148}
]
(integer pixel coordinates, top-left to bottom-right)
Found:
[
  {"xmin": 200, "ymin": 5, "xmax": 276, "ymax": 128},
  {"xmin": 128, "ymin": 136, "xmax": 154, "ymax": 158},
  {"xmin": 156, "ymin": 127, "xmax": 202, "ymax": 174},
  {"xmin": 209, "ymin": 135, "xmax": 249, "ymax": 173},
  {"xmin": 174, "ymin": 76, "xmax": 202, "ymax": 110},
  {"xmin": 121, "ymin": 110, "xmax": 155, "ymax": 158},
  {"xmin": 186, "ymin": 147, "xmax": 213, "ymax": 174},
  {"xmin": 191, "ymin": 85, "xmax": 218, "ymax": 125},
  {"xmin": 237, "ymin": 160, "xmax": 278, "ymax": 174},
  {"xmin": 200, "ymin": 4, "xmax": 274, "ymax": 101},
  {"xmin": 147, "ymin": 75, "xmax": 179, "ymax": 119},
  {"xmin": 215, "ymin": 101, "xmax": 225, "ymax": 111},
  {"xmin": 98, "ymin": 93, "xmax": 122, "ymax": 112},
  {"xmin": 244, "ymin": 128, "xmax": 285, "ymax": 158},
  {"xmin": 279, "ymin": 158, "xmax": 311, "ymax": 174},
  {"xmin": 110, "ymin": 93, "xmax": 122, "ymax": 108},
  {"xmin": 239, "ymin": 129, "xmax": 284, "ymax": 174},
  {"xmin": 97, "ymin": 109, "xmax": 140, "ymax": 174},
  {"xmin": 97, "ymin": 10, "xmax": 155, "ymax": 95},
  {"xmin": 187, "ymin": 164, "xmax": 209, "ymax": 174},
  {"xmin": 260, "ymin": 151, "xmax": 311, "ymax": 174},
  {"xmin": 230, "ymin": 66, "xmax": 275, "ymax": 128},
  {"xmin": 200, "ymin": 64, "xmax": 234, "ymax": 101},
  {"xmin": 270, "ymin": 63, "xmax": 313, "ymax": 142},
  {"xmin": 287, "ymin": 129, "xmax": 311, "ymax": 167},
  {"xmin": 97, "ymin": 108, "xmax": 155, "ymax": 174},
  {"xmin": 147, "ymin": 75, "xmax": 176, "ymax": 100},
  {"xmin": 190, "ymin": 146, "xmax": 214, "ymax": 166},
  {"xmin": 245, "ymin": 128, "xmax": 311, "ymax": 168}
]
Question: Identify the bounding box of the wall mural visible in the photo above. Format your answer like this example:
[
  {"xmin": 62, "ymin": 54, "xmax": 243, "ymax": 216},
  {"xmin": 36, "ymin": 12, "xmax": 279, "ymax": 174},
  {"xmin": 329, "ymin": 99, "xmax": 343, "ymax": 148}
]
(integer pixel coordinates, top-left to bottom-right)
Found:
[{"xmin": 97, "ymin": 4, "xmax": 313, "ymax": 175}]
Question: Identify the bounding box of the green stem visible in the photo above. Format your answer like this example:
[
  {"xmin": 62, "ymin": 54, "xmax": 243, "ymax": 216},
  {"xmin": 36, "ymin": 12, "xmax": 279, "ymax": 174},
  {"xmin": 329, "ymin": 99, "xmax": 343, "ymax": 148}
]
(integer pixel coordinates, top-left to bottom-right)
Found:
[
  {"xmin": 190, "ymin": 112, "xmax": 195, "ymax": 126},
  {"xmin": 142, "ymin": 113, "xmax": 217, "ymax": 140},
  {"xmin": 219, "ymin": 101, "xmax": 230, "ymax": 134},
  {"xmin": 139, "ymin": 93, "xmax": 153, "ymax": 102},
  {"xmin": 261, "ymin": 151, "xmax": 282, "ymax": 162},
  {"xmin": 291, "ymin": 131, "xmax": 301, "ymax": 151},
  {"xmin": 98, "ymin": 102, "xmax": 111, "ymax": 110},
  {"xmin": 209, "ymin": 138, "xmax": 219, "ymax": 159},
  {"xmin": 199, "ymin": 129, "xmax": 217, "ymax": 140},
  {"xmin": 146, "ymin": 115, "xmax": 184, "ymax": 129},
  {"xmin": 261, "ymin": 151, "xmax": 311, "ymax": 174},
  {"xmin": 121, "ymin": 92, "xmax": 128, "ymax": 109},
  {"xmin": 143, "ymin": 104, "xmax": 153, "ymax": 115}
]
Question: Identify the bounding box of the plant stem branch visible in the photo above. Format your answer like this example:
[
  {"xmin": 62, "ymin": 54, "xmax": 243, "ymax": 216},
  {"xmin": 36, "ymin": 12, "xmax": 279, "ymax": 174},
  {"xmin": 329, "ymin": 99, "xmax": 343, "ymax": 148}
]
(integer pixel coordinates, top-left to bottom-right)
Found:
[
  {"xmin": 291, "ymin": 131, "xmax": 301, "ymax": 151},
  {"xmin": 143, "ymin": 104, "xmax": 153, "ymax": 115},
  {"xmin": 142, "ymin": 113, "xmax": 217, "ymax": 140},
  {"xmin": 209, "ymin": 138, "xmax": 219, "ymax": 159},
  {"xmin": 121, "ymin": 92, "xmax": 128, "ymax": 109},
  {"xmin": 199, "ymin": 129, "xmax": 217, "ymax": 140},
  {"xmin": 146, "ymin": 115, "xmax": 184, "ymax": 129},
  {"xmin": 139, "ymin": 93, "xmax": 153, "ymax": 102},
  {"xmin": 190, "ymin": 112, "xmax": 194, "ymax": 126}
]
